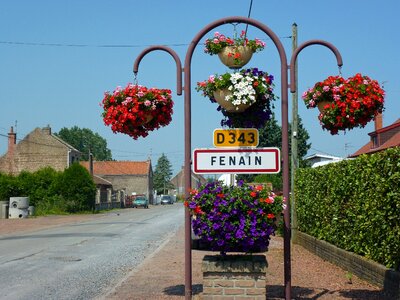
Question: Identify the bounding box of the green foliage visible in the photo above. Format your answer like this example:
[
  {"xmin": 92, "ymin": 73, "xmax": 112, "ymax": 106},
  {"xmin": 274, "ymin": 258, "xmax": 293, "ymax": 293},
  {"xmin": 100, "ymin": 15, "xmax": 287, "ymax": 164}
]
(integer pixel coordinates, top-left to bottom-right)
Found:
[
  {"xmin": 0, "ymin": 165, "xmax": 96, "ymax": 215},
  {"xmin": 17, "ymin": 168, "xmax": 60, "ymax": 207},
  {"xmin": 56, "ymin": 126, "xmax": 112, "ymax": 161},
  {"xmin": 0, "ymin": 173, "xmax": 22, "ymax": 201},
  {"xmin": 56, "ymin": 163, "xmax": 96, "ymax": 212},
  {"xmin": 153, "ymin": 153, "xmax": 173, "ymax": 194},
  {"xmin": 237, "ymin": 113, "xmax": 311, "ymax": 184},
  {"xmin": 295, "ymin": 148, "xmax": 400, "ymax": 269},
  {"xmin": 295, "ymin": 115, "xmax": 311, "ymax": 168},
  {"xmin": 253, "ymin": 174, "xmax": 282, "ymax": 191}
]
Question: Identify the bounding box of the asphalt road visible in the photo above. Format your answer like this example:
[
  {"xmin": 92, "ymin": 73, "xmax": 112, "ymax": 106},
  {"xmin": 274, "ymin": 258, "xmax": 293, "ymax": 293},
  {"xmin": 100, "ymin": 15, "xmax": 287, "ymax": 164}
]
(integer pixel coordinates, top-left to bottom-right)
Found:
[{"xmin": 0, "ymin": 203, "xmax": 184, "ymax": 300}]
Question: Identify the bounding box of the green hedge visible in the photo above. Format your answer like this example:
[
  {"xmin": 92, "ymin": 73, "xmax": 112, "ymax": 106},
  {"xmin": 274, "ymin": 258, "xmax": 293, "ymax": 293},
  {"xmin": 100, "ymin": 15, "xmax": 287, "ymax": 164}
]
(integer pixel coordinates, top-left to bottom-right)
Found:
[
  {"xmin": 295, "ymin": 147, "xmax": 400, "ymax": 270},
  {"xmin": 0, "ymin": 164, "xmax": 96, "ymax": 215}
]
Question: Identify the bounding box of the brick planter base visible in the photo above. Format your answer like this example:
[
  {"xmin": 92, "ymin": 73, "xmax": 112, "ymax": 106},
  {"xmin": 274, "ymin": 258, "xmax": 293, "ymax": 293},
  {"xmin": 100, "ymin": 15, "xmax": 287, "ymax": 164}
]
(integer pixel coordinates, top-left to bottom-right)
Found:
[{"xmin": 202, "ymin": 254, "xmax": 267, "ymax": 300}]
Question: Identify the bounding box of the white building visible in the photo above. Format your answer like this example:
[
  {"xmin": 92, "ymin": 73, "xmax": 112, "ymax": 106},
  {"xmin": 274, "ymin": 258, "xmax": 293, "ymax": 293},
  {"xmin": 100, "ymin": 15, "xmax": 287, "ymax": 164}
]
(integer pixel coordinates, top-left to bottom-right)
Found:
[{"xmin": 303, "ymin": 153, "xmax": 344, "ymax": 168}]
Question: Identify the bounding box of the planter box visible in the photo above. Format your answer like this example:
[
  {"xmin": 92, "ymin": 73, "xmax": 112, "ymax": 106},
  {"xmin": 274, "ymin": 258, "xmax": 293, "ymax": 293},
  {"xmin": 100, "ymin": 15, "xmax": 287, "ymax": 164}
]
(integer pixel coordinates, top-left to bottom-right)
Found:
[{"xmin": 202, "ymin": 254, "xmax": 267, "ymax": 299}]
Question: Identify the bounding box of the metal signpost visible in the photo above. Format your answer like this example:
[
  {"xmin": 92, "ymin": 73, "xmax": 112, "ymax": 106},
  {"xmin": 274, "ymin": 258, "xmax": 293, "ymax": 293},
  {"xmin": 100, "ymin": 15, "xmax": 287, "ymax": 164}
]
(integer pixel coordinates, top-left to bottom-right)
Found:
[{"xmin": 133, "ymin": 16, "xmax": 343, "ymax": 300}]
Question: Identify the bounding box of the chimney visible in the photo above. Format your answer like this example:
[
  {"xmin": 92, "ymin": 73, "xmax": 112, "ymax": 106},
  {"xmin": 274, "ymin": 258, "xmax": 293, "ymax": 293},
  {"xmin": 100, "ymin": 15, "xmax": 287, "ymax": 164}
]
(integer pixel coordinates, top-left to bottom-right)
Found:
[
  {"xmin": 374, "ymin": 113, "xmax": 383, "ymax": 131},
  {"xmin": 89, "ymin": 153, "xmax": 94, "ymax": 177},
  {"xmin": 42, "ymin": 125, "xmax": 52, "ymax": 135},
  {"xmin": 8, "ymin": 126, "xmax": 16, "ymax": 175},
  {"xmin": 8, "ymin": 126, "xmax": 16, "ymax": 154}
]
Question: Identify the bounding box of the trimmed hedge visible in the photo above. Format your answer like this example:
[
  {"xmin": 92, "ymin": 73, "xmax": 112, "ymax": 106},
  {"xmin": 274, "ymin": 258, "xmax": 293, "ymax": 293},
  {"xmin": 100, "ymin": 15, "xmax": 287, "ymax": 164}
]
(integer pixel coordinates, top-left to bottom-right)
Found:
[{"xmin": 295, "ymin": 147, "xmax": 400, "ymax": 270}]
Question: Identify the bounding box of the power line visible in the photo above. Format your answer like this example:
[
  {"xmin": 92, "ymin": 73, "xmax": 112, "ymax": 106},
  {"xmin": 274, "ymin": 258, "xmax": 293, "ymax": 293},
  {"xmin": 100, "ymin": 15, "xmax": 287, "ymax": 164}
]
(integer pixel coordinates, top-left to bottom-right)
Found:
[
  {"xmin": 244, "ymin": 0, "xmax": 254, "ymax": 36},
  {"xmin": 0, "ymin": 41, "xmax": 188, "ymax": 48},
  {"xmin": 0, "ymin": 35, "xmax": 291, "ymax": 49}
]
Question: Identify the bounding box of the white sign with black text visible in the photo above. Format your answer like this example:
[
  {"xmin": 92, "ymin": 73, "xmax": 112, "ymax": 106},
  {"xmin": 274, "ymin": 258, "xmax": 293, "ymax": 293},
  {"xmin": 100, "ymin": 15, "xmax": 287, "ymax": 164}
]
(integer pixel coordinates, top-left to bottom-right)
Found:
[{"xmin": 193, "ymin": 148, "xmax": 280, "ymax": 174}]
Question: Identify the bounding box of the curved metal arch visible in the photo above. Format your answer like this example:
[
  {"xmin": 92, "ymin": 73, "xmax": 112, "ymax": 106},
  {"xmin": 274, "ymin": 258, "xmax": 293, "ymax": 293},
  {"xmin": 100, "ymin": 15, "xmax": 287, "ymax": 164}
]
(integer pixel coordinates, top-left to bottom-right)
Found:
[
  {"xmin": 290, "ymin": 40, "xmax": 343, "ymax": 93},
  {"xmin": 182, "ymin": 16, "xmax": 291, "ymax": 300},
  {"xmin": 133, "ymin": 45, "xmax": 183, "ymax": 95}
]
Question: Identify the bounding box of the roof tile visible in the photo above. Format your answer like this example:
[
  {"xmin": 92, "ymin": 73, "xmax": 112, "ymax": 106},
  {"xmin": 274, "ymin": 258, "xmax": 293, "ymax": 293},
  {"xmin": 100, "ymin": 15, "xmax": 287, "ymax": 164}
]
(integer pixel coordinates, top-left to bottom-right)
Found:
[{"xmin": 80, "ymin": 160, "xmax": 151, "ymax": 175}]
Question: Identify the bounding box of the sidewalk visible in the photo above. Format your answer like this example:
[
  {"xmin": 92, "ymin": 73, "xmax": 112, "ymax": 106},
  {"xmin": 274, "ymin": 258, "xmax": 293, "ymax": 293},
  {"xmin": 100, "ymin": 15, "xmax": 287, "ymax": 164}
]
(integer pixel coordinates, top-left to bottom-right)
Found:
[
  {"xmin": 104, "ymin": 226, "xmax": 384, "ymax": 300},
  {"xmin": 0, "ymin": 214, "xmax": 385, "ymax": 299}
]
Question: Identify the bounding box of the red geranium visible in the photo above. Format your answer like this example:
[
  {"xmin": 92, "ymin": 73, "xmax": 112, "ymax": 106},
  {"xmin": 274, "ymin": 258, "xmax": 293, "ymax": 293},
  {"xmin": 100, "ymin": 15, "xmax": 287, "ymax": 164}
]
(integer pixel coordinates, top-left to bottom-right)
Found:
[
  {"xmin": 302, "ymin": 73, "xmax": 385, "ymax": 134},
  {"xmin": 101, "ymin": 84, "xmax": 173, "ymax": 139}
]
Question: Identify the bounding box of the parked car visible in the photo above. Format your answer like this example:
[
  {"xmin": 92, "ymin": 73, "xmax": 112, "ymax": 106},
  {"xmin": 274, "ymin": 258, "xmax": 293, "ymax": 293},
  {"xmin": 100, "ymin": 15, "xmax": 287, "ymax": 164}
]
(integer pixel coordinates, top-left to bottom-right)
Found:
[
  {"xmin": 160, "ymin": 195, "xmax": 173, "ymax": 205},
  {"xmin": 132, "ymin": 195, "xmax": 149, "ymax": 209}
]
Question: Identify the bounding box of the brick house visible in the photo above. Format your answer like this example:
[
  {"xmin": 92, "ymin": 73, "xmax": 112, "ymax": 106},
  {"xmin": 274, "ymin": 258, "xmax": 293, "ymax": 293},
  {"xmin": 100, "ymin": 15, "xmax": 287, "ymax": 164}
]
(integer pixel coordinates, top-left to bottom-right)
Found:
[
  {"xmin": 349, "ymin": 115, "xmax": 400, "ymax": 157},
  {"xmin": 80, "ymin": 160, "xmax": 154, "ymax": 204},
  {"xmin": 170, "ymin": 166, "xmax": 207, "ymax": 196},
  {"xmin": 0, "ymin": 126, "xmax": 80, "ymax": 175}
]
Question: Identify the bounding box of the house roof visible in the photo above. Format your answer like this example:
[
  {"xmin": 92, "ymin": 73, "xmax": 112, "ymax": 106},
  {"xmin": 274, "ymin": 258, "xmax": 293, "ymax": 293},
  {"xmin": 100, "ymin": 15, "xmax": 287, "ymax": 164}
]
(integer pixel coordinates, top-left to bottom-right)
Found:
[
  {"xmin": 349, "ymin": 119, "xmax": 400, "ymax": 157},
  {"xmin": 80, "ymin": 160, "xmax": 151, "ymax": 176},
  {"xmin": 170, "ymin": 168, "xmax": 207, "ymax": 186},
  {"xmin": 93, "ymin": 175, "xmax": 112, "ymax": 186},
  {"xmin": 304, "ymin": 153, "xmax": 343, "ymax": 160},
  {"xmin": 12, "ymin": 127, "xmax": 80, "ymax": 153},
  {"xmin": 51, "ymin": 133, "xmax": 80, "ymax": 153}
]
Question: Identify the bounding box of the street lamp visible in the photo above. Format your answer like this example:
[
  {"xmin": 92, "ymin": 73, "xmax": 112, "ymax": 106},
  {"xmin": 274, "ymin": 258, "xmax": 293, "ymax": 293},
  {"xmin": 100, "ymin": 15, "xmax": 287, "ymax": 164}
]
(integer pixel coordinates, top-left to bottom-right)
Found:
[{"xmin": 133, "ymin": 16, "xmax": 343, "ymax": 300}]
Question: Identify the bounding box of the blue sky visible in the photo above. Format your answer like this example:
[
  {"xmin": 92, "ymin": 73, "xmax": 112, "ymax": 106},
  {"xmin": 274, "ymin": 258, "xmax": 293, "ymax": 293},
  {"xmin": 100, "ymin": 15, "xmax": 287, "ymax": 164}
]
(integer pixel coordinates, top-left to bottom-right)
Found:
[{"xmin": 1, "ymin": 0, "xmax": 399, "ymax": 175}]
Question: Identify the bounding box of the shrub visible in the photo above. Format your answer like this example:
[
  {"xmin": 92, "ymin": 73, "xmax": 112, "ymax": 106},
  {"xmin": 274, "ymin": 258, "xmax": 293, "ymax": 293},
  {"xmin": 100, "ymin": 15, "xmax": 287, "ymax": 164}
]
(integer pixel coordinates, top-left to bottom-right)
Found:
[
  {"xmin": 0, "ymin": 173, "xmax": 22, "ymax": 201},
  {"xmin": 17, "ymin": 168, "xmax": 60, "ymax": 207},
  {"xmin": 295, "ymin": 148, "xmax": 400, "ymax": 269},
  {"xmin": 55, "ymin": 163, "xmax": 96, "ymax": 212}
]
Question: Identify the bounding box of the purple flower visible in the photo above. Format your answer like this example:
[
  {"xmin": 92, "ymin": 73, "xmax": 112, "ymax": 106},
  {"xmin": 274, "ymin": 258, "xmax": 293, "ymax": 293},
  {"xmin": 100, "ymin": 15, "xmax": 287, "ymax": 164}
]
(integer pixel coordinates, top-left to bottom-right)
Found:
[
  {"xmin": 188, "ymin": 201, "xmax": 197, "ymax": 209},
  {"xmin": 188, "ymin": 180, "xmax": 282, "ymax": 253}
]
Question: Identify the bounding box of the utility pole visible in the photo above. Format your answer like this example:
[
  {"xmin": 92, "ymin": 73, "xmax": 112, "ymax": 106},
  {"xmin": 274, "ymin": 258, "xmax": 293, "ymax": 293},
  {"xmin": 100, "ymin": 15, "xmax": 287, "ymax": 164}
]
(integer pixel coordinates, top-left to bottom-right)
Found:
[
  {"xmin": 89, "ymin": 149, "xmax": 95, "ymax": 212},
  {"xmin": 291, "ymin": 23, "xmax": 299, "ymax": 233}
]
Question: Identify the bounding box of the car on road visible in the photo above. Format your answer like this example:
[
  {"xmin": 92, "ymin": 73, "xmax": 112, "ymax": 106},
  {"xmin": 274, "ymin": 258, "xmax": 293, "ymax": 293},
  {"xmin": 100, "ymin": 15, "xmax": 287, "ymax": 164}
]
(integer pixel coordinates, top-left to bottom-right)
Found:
[
  {"xmin": 132, "ymin": 195, "xmax": 149, "ymax": 209},
  {"xmin": 160, "ymin": 195, "xmax": 173, "ymax": 205}
]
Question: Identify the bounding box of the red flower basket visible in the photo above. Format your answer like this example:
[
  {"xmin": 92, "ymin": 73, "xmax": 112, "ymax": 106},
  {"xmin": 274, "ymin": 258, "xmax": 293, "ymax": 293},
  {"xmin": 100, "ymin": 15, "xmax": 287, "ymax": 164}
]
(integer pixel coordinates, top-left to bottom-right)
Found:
[
  {"xmin": 302, "ymin": 74, "xmax": 385, "ymax": 135},
  {"xmin": 101, "ymin": 84, "xmax": 174, "ymax": 139}
]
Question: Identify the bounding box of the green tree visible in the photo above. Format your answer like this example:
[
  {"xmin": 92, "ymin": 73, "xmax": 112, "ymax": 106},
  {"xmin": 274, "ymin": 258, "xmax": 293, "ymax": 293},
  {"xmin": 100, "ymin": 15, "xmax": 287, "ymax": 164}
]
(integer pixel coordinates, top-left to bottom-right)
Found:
[
  {"xmin": 153, "ymin": 154, "xmax": 173, "ymax": 194},
  {"xmin": 18, "ymin": 167, "xmax": 60, "ymax": 206},
  {"xmin": 55, "ymin": 126, "xmax": 112, "ymax": 161},
  {"xmin": 237, "ymin": 113, "xmax": 311, "ymax": 187},
  {"xmin": 258, "ymin": 113, "xmax": 311, "ymax": 160},
  {"xmin": 292, "ymin": 115, "xmax": 311, "ymax": 167},
  {"xmin": 55, "ymin": 163, "xmax": 96, "ymax": 212}
]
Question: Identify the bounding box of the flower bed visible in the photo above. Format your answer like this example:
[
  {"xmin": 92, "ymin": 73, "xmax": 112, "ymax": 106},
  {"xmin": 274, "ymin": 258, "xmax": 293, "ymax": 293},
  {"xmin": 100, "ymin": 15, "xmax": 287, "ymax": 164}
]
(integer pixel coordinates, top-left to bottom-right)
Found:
[
  {"xmin": 185, "ymin": 180, "xmax": 284, "ymax": 254},
  {"xmin": 101, "ymin": 84, "xmax": 173, "ymax": 139}
]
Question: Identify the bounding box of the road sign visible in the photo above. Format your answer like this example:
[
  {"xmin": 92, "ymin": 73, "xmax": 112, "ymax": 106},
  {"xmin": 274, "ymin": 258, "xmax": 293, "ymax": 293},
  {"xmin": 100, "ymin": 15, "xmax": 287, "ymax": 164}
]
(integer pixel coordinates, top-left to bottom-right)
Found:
[
  {"xmin": 213, "ymin": 128, "xmax": 259, "ymax": 147},
  {"xmin": 193, "ymin": 148, "xmax": 280, "ymax": 174}
]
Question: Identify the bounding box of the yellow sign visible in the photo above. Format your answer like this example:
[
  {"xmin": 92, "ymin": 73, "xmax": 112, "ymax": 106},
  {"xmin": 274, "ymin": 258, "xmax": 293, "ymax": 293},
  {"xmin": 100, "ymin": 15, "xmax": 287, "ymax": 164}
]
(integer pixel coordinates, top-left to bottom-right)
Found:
[{"xmin": 213, "ymin": 128, "xmax": 259, "ymax": 147}]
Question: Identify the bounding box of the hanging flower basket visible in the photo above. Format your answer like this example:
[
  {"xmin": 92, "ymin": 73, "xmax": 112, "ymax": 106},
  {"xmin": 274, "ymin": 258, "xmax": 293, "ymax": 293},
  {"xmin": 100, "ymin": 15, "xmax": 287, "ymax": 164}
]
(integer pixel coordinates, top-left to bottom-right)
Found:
[
  {"xmin": 204, "ymin": 31, "xmax": 266, "ymax": 68},
  {"xmin": 217, "ymin": 45, "xmax": 253, "ymax": 69},
  {"xmin": 185, "ymin": 180, "xmax": 284, "ymax": 254},
  {"xmin": 212, "ymin": 88, "xmax": 251, "ymax": 113},
  {"xmin": 101, "ymin": 84, "xmax": 174, "ymax": 139},
  {"xmin": 196, "ymin": 68, "xmax": 276, "ymax": 128},
  {"xmin": 302, "ymin": 74, "xmax": 385, "ymax": 135},
  {"xmin": 316, "ymin": 101, "xmax": 332, "ymax": 113}
]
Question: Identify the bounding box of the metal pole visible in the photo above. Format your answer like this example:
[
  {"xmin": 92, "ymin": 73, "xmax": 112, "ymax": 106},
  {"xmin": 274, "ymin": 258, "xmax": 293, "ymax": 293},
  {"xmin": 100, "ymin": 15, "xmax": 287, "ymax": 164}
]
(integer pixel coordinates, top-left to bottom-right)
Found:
[
  {"xmin": 133, "ymin": 46, "xmax": 183, "ymax": 96},
  {"xmin": 290, "ymin": 40, "xmax": 343, "ymax": 93},
  {"xmin": 290, "ymin": 23, "xmax": 299, "ymax": 235},
  {"xmin": 133, "ymin": 18, "xmax": 344, "ymax": 300},
  {"xmin": 183, "ymin": 16, "xmax": 291, "ymax": 299}
]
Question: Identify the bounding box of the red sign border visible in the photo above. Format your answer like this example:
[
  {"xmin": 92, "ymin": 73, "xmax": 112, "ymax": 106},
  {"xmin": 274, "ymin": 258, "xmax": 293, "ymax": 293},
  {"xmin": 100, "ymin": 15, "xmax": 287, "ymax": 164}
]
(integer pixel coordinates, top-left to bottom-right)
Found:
[{"xmin": 193, "ymin": 148, "xmax": 280, "ymax": 174}]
